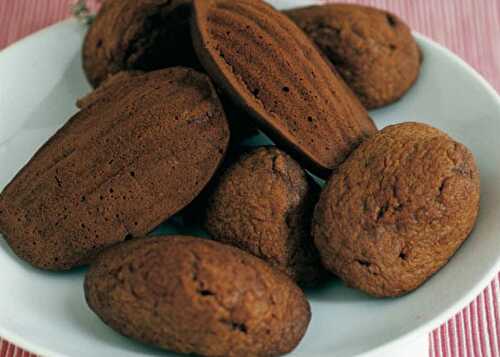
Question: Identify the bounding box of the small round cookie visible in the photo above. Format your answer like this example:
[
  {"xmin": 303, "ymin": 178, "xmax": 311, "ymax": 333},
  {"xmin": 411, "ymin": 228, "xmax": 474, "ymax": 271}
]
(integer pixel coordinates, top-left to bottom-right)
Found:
[
  {"xmin": 85, "ymin": 235, "xmax": 311, "ymax": 357},
  {"xmin": 82, "ymin": 0, "xmax": 198, "ymax": 87},
  {"xmin": 313, "ymin": 122, "xmax": 480, "ymax": 297},
  {"xmin": 205, "ymin": 147, "xmax": 324, "ymax": 285},
  {"xmin": 287, "ymin": 4, "xmax": 421, "ymax": 109}
]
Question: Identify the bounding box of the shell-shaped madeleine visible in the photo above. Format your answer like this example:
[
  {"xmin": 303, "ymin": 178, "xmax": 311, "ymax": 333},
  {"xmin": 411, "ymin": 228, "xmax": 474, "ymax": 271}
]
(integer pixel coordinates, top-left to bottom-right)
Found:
[
  {"xmin": 190, "ymin": 0, "xmax": 377, "ymax": 177},
  {"xmin": 0, "ymin": 68, "xmax": 229, "ymax": 270}
]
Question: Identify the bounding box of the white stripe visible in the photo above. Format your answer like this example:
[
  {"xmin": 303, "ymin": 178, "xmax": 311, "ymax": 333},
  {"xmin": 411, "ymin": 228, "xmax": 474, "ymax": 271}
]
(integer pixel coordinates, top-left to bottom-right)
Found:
[
  {"xmin": 479, "ymin": 292, "xmax": 491, "ymax": 357},
  {"xmin": 429, "ymin": 332, "xmax": 434, "ymax": 357},
  {"xmin": 442, "ymin": 323, "xmax": 450, "ymax": 357},
  {"xmin": 448, "ymin": 321, "xmax": 454, "ymax": 357},
  {"xmin": 448, "ymin": 319, "xmax": 457, "ymax": 357}
]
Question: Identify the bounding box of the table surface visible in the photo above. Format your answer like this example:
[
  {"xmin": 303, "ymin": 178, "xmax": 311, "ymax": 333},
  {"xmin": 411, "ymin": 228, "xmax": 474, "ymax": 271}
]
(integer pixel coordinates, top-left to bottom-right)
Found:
[{"xmin": 0, "ymin": 1, "xmax": 499, "ymax": 357}]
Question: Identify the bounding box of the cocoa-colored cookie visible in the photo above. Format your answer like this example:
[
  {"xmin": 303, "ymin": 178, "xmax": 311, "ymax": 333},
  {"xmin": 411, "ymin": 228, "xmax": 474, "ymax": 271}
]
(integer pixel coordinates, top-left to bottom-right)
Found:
[
  {"xmin": 313, "ymin": 122, "xmax": 480, "ymax": 297},
  {"xmin": 286, "ymin": 4, "xmax": 421, "ymax": 109},
  {"xmin": 76, "ymin": 70, "xmax": 145, "ymax": 109},
  {"xmin": 77, "ymin": 70, "xmax": 258, "ymax": 141},
  {"xmin": 205, "ymin": 147, "xmax": 324, "ymax": 285},
  {"xmin": 83, "ymin": 0, "xmax": 198, "ymax": 87},
  {"xmin": 178, "ymin": 144, "xmax": 248, "ymax": 227},
  {"xmin": 85, "ymin": 235, "xmax": 311, "ymax": 357},
  {"xmin": 0, "ymin": 68, "xmax": 229, "ymax": 270},
  {"xmin": 190, "ymin": 0, "xmax": 377, "ymax": 178}
]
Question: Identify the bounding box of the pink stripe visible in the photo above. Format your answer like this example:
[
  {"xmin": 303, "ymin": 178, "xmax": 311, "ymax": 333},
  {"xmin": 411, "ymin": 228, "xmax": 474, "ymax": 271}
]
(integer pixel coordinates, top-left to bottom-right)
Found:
[
  {"xmin": 470, "ymin": 301, "xmax": 482, "ymax": 357},
  {"xmin": 440, "ymin": 324, "xmax": 449, "ymax": 357},
  {"xmin": 493, "ymin": 274, "xmax": 500, "ymax": 355},
  {"xmin": 4, "ymin": 0, "xmax": 18, "ymax": 47},
  {"xmin": 6, "ymin": 342, "xmax": 15, "ymax": 357},
  {"xmin": 433, "ymin": 329, "xmax": 441, "ymax": 357},
  {"xmin": 447, "ymin": 319, "xmax": 457, "ymax": 357},
  {"xmin": 455, "ymin": 313, "xmax": 465, "ymax": 357},
  {"xmin": 477, "ymin": 294, "xmax": 489, "ymax": 357},
  {"xmin": 1, "ymin": 340, "xmax": 9, "ymax": 356},
  {"xmin": 463, "ymin": 307, "xmax": 473, "ymax": 357}
]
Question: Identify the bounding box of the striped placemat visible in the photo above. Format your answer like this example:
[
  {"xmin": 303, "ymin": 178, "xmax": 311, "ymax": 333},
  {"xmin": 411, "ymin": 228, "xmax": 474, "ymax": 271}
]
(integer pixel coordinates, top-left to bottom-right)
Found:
[
  {"xmin": 432, "ymin": 273, "xmax": 499, "ymax": 357},
  {"xmin": 0, "ymin": 1, "xmax": 499, "ymax": 357},
  {"xmin": 0, "ymin": 339, "xmax": 35, "ymax": 357}
]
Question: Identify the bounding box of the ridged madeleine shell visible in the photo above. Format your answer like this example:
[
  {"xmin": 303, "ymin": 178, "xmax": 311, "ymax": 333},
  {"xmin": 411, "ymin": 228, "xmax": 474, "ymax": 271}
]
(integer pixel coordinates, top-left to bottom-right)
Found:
[
  {"xmin": 190, "ymin": 0, "xmax": 377, "ymax": 177},
  {"xmin": 0, "ymin": 68, "xmax": 229, "ymax": 270}
]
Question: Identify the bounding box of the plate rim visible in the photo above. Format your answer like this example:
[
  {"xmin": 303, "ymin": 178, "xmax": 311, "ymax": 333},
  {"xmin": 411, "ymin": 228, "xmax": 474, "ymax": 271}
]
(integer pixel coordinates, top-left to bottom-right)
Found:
[{"xmin": 0, "ymin": 18, "xmax": 499, "ymax": 357}]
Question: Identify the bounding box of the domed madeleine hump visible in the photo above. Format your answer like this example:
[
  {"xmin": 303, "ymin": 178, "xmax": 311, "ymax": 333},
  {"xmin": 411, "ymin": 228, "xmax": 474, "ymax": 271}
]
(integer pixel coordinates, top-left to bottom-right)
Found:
[
  {"xmin": 313, "ymin": 122, "xmax": 480, "ymax": 297},
  {"xmin": 85, "ymin": 236, "xmax": 311, "ymax": 356},
  {"xmin": 287, "ymin": 4, "xmax": 421, "ymax": 109}
]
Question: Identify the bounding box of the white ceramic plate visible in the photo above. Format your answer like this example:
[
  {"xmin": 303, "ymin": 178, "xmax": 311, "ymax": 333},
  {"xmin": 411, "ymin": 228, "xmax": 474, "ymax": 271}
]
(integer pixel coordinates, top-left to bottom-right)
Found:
[{"xmin": 0, "ymin": 1, "xmax": 499, "ymax": 356}]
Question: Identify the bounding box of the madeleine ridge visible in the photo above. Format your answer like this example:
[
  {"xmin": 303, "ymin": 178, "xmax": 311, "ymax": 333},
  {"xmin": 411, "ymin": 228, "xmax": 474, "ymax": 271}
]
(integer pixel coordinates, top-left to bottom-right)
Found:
[
  {"xmin": 0, "ymin": 68, "xmax": 229, "ymax": 270},
  {"xmin": 85, "ymin": 236, "xmax": 311, "ymax": 357},
  {"xmin": 190, "ymin": 0, "xmax": 377, "ymax": 177},
  {"xmin": 313, "ymin": 122, "xmax": 480, "ymax": 297}
]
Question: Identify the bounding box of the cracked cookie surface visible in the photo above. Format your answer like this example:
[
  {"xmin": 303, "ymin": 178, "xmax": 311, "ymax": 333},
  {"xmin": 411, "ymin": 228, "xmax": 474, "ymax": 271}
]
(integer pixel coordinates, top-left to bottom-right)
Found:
[
  {"xmin": 287, "ymin": 4, "xmax": 421, "ymax": 109},
  {"xmin": 85, "ymin": 235, "xmax": 311, "ymax": 357},
  {"xmin": 313, "ymin": 122, "xmax": 480, "ymax": 297},
  {"xmin": 205, "ymin": 147, "xmax": 325, "ymax": 285}
]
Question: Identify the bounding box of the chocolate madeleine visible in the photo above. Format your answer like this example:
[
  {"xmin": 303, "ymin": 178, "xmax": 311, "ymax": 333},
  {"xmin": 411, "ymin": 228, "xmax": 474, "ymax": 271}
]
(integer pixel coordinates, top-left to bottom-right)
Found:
[
  {"xmin": 0, "ymin": 68, "xmax": 229, "ymax": 270},
  {"xmin": 85, "ymin": 236, "xmax": 311, "ymax": 356},
  {"xmin": 313, "ymin": 123, "xmax": 480, "ymax": 297},
  {"xmin": 76, "ymin": 70, "xmax": 145, "ymax": 109},
  {"xmin": 205, "ymin": 147, "xmax": 325, "ymax": 285},
  {"xmin": 83, "ymin": 0, "xmax": 198, "ymax": 87},
  {"xmin": 287, "ymin": 4, "xmax": 421, "ymax": 109},
  {"xmin": 77, "ymin": 70, "xmax": 258, "ymax": 141},
  {"xmin": 190, "ymin": 0, "xmax": 377, "ymax": 177}
]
